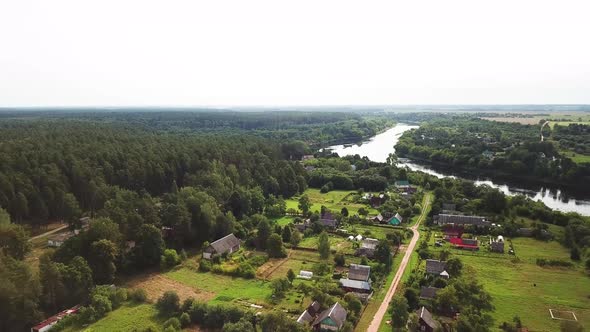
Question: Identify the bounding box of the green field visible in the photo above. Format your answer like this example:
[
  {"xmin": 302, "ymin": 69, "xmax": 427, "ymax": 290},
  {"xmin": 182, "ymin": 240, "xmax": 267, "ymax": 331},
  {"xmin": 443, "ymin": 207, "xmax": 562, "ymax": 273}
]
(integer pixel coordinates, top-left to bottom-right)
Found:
[
  {"xmin": 63, "ymin": 304, "xmax": 164, "ymax": 332},
  {"xmin": 561, "ymin": 150, "xmax": 590, "ymax": 164},
  {"xmin": 285, "ymin": 188, "xmax": 379, "ymax": 215},
  {"xmin": 165, "ymin": 268, "xmax": 272, "ymax": 305},
  {"xmin": 460, "ymin": 238, "xmax": 590, "ymax": 331}
]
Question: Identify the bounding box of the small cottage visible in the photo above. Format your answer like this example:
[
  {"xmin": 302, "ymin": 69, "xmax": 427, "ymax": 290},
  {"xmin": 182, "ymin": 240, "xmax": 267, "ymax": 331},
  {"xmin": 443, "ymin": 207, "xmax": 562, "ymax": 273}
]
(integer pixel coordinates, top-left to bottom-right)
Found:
[
  {"xmin": 416, "ymin": 306, "xmax": 441, "ymax": 332},
  {"xmin": 312, "ymin": 302, "xmax": 347, "ymax": 331},
  {"xmin": 203, "ymin": 234, "xmax": 241, "ymax": 260},
  {"xmin": 348, "ymin": 264, "xmax": 371, "ymax": 282}
]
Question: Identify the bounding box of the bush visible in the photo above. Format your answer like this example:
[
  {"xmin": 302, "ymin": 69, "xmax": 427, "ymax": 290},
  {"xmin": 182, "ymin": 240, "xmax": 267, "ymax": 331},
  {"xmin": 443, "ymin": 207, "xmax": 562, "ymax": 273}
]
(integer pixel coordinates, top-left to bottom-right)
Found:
[
  {"xmin": 91, "ymin": 294, "xmax": 113, "ymax": 318},
  {"xmin": 199, "ymin": 259, "xmax": 211, "ymax": 272},
  {"xmin": 163, "ymin": 317, "xmax": 181, "ymax": 330},
  {"xmin": 129, "ymin": 288, "xmax": 148, "ymax": 303},
  {"xmin": 236, "ymin": 262, "xmax": 256, "ymax": 278},
  {"xmin": 111, "ymin": 288, "xmax": 128, "ymax": 309},
  {"xmin": 536, "ymin": 258, "xmax": 574, "ymax": 268},
  {"xmin": 161, "ymin": 249, "xmax": 181, "ymax": 269},
  {"xmin": 179, "ymin": 312, "xmax": 191, "ymax": 328},
  {"xmin": 334, "ymin": 253, "xmax": 346, "ymax": 266},
  {"xmin": 188, "ymin": 301, "xmax": 207, "ymax": 324},
  {"xmin": 156, "ymin": 291, "xmax": 180, "ymax": 316}
]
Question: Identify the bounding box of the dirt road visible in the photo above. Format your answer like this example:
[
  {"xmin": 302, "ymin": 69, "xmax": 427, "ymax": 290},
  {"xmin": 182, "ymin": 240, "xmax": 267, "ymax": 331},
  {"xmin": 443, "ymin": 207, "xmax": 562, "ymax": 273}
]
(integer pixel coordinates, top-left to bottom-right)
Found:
[
  {"xmin": 366, "ymin": 193, "xmax": 431, "ymax": 332},
  {"xmin": 29, "ymin": 223, "xmax": 68, "ymax": 241}
]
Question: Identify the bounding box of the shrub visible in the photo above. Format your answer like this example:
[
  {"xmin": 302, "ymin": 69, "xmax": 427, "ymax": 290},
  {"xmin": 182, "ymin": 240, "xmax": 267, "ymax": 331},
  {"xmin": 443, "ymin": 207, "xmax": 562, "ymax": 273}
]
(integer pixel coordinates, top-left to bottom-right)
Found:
[
  {"xmin": 91, "ymin": 294, "xmax": 113, "ymax": 318},
  {"xmin": 334, "ymin": 253, "xmax": 345, "ymax": 266},
  {"xmin": 156, "ymin": 291, "xmax": 180, "ymax": 316},
  {"xmin": 188, "ymin": 301, "xmax": 207, "ymax": 324},
  {"xmin": 179, "ymin": 312, "xmax": 191, "ymax": 328},
  {"xmin": 161, "ymin": 249, "xmax": 181, "ymax": 269},
  {"xmin": 111, "ymin": 288, "xmax": 128, "ymax": 309},
  {"xmin": 163, "ymin": 317, "xmax": 181, "ymax": 330},
  {"xmin": 199, "ymin": 259, "xmax": 211, "ymax": 272},
  {"xmin": 536, "ymin": 258, "xmax": 574, "ymax": 268},
  {"xmin": 129, "ymin": 288, "xmax": 148, "ymax": 303}
]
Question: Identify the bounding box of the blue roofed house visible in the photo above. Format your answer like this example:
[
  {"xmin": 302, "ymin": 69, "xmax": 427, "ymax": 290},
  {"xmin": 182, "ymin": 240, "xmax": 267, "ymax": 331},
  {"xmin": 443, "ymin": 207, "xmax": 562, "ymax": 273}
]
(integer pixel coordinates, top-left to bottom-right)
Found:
[{"xmin": 388, "ymin": 213, "xmax": 403, "ymax": 226}]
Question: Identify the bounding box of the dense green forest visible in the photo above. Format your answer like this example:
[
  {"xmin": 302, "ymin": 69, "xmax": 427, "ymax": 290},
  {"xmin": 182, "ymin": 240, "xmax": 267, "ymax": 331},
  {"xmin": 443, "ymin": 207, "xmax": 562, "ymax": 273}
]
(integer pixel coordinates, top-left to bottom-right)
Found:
[
  {"xmin": 394, "ymin": 115, "xmax": 590, "ymax": 185},
  {"xmin": 0, "ymin": 111, "xmax": 395, "ymax": 331}
]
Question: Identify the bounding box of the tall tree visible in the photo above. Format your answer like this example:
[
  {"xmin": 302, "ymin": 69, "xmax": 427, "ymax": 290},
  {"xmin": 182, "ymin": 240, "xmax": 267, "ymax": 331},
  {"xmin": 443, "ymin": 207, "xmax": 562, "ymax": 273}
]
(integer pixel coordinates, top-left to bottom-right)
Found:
[
  {"xmin": 89, "ymin": 239, "xmax": 118, "ymax": 284},
  {"xmin": 318, "ymin": 232, "xmax": 330, "ymax": 259},
  {"xmin": 390, "ymin": 294, "xmax": 409, "ymax": 330}
]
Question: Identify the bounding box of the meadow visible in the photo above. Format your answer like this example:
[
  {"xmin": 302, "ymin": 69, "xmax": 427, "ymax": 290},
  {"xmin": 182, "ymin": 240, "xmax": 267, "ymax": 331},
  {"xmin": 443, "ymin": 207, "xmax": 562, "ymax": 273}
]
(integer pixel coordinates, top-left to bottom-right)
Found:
[
  {"xmin": 285, "ymin": 188, "xmax": 380, "ymax": 215},
  {"xmin": 62, "ymin": 304, "xmax": 164, "ymax": 332},
  {"xmin": 453, "ymin": 238, "xmax": 589, "ymax": 331}
]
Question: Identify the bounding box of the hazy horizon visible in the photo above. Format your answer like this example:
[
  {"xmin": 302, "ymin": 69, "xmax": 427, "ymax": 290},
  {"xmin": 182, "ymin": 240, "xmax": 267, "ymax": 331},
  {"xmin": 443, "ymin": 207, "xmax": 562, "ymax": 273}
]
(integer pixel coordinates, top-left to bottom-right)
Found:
[{"xmin": 2, "ymin": 0, "xmax": 590, "ymax": 106}]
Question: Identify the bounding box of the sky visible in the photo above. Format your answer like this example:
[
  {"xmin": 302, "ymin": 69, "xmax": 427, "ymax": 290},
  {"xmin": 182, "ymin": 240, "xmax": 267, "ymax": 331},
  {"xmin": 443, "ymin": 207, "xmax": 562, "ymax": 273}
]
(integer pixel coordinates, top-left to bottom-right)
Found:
[{"xmin": 1, "ymin": 0, "xmax": 589, "ymax": 107}]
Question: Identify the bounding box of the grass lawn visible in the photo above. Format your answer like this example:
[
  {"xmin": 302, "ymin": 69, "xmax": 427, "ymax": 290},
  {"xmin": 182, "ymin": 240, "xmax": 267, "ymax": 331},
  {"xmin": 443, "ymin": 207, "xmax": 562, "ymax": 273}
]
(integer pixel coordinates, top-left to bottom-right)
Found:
[
  {"xmin": 285, "ymin": 188, "xmax": 379, "ymax": 215},
  {"xmin": 63, "ymin": 304, "xmax": 164, "ymax": 332},
  {"xmin": 165, "ymin": 268, "xmax": 272, "ymax": 305},
  {"xmin": 272, "ymin": 216, "xmax": 295, "ymax": 226},
  {"xmin": 561, "ymin": 150, "xmax": 590, "ymax": 164},
  {"xmin": 344, "ymin": 224, "xmax": 407, "ymax": 242},
  {"xmin": 460, "ymin": 238, "xmax": 590, "ymax": 332}
]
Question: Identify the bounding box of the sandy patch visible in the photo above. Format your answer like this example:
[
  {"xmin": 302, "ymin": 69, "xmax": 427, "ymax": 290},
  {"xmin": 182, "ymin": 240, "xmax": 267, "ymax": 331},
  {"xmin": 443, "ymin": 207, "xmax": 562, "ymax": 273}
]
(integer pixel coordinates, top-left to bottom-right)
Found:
[{"xmin": 126, "ymin": 273, "xmax": 215, "ymax": 302}]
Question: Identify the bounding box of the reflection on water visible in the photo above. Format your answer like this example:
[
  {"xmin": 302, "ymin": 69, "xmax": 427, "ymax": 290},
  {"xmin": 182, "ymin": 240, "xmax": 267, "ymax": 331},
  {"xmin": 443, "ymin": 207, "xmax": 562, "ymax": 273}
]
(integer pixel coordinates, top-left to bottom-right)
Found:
[{"xmin": 327, "ymin": 124, "xmax": 590, "ymax": 215}]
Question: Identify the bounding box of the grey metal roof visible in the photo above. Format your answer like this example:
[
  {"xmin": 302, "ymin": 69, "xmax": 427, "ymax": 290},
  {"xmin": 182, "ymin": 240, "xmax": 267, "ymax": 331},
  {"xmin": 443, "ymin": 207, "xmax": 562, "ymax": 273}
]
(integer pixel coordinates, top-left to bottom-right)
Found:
[
  {"xmin": 296, "ymin": 310, "xmax": 313, "ymax": 324},
  {"xmin": 426, "ymin": 259, "xmax": 447, "ymax": 274},
  {"xmin": 207, "ymin": 233, "xmax": 240, "ymax": 254},
  {"xmin": 339, "ymin": 278, "xmax": 371, "ymax": 291},
  {"xmin": 348, "ymin": 264, "xmax": 371, "ymax": 281},
  {"xmin": 417, "ymin": 306, "xmax": 441, "ymax": 329},
  {"xmin": 419, "ymin": 287, "xmax": 439, "ymax": 299}
]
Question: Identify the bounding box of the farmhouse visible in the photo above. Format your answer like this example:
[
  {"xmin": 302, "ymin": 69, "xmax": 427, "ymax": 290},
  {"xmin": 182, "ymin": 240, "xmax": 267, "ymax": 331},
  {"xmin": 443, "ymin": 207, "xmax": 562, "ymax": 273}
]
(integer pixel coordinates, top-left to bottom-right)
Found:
[
  {"xmin": 372, "ymin": 214, "xmax": 384, "ymax": 223},
  {"xmin": 348, "ymin": 264, "xmax": 371, "ymax": 282},
  {"xmin": 312, "ymin": 302, "xmax": 347, "ymax": 331},
  {"xmin": 426, "ymin": 259, "xmax": 449, "ymax": 278},
  {"xmin": 419, "ymin": 287, "xmax": 440, "ymax": 300},
  {"xmin": 416, "ymin": 306, "xmax": 441, "ymax": 332},
  {"xmin": 203, "ymin": 233, "xmax": 241, "ymax": 259},
  {"xmin": 388, "ymin": 213, "xmax": 403, "ymax": 226},
  {"xmin": 47, "ymin": 232, "xmax": 75, "ymax": 248},
  {"xmin": 320, "ymin": 211, "xmax": 338, "ymax": 229},
  {"xmin": 449, "ymin": 237, "xmax": 479, "ymax": 250},
  {"xmin": 296, "ymin": 301, "xmax": 321, "ymax": 325},
  {"xmin": 435, "ymin": 214, "xmax": 489, "ymax": 227},
  {"xmin": 339, "ymin": 278, "xmax": 371, "ymax": 293},
  {"xmin": 355, "ymin": 238, "xmax": 379, "ymax": 258},
  {"xmin": 31, "ymin": 305, "xmax": 80, "ymax": 332},
  {"xmin": 370, "ymin": 194, "xmax": 385, "ymax": 208}
]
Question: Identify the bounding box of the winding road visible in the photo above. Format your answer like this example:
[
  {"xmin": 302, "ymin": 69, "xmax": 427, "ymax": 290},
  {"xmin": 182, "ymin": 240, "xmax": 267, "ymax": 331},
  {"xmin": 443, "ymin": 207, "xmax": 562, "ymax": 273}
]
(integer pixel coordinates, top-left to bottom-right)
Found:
[{"xmin": 366, "ymin": 193, "xmax": 431, "ymax": 332}]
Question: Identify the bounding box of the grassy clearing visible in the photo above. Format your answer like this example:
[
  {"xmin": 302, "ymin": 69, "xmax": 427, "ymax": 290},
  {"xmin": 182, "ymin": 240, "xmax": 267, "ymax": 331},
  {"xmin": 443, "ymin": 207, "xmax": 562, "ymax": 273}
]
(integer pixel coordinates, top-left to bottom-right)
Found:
[
  {"xmin": 458, "ymin": 238, "xmax": 590, "ymax": 332},
  {"xmin": 344, "ymin": 224, "xmax": 407, "ymax": 241},
  {"xmin": 285, "ymin": 188, "xmax": 379, "ymax": 215},
  {"xmin": 165, "ymin": 267, "xmax": 272, "ymax": 305},
  {"xmin": 561, "ymin": 150, "xmax": 590, "ymax": 164},
  {"xmin": 63, "ymin": 304, "xmax": 164, "ymax": 332},
  {"xmin": 272, "ymin": 216, "xmax": 295, "ymax": 226}
]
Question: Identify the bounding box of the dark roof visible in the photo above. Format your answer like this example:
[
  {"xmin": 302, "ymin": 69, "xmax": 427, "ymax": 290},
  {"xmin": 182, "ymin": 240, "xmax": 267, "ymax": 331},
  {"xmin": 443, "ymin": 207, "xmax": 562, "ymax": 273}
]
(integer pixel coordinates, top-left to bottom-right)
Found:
[
  {"xmin": 307, "ymin": 301, "xmax": 321, "ymax": 316},
  {"xmin": 417, "ymin": 306, "xmax": 441, "ymax": 329},
  {"xmin": 320, "ymin": 218, "xmax": 337, "ymax": 228},
  {"xmin": 395, "ymin": 180, "xmax": 410, "ymax": 187},
  {"xmin": 297, "ymin": 310, "xmax": 313, "ymax": 324},
  {"xmin": 419, "ymin": 287, "xmax": 439, "ymax": 299},
  {"xmin": 361, "ymin": 238, "xmax": 379, "ymax": 249},
  {"xmin": 207, "ymin": 234, "xmax": 240, "ymax": 254},
  {"xmin": 348, "ymin": 264, "xmax": 371, "ymax": 281},
  {"xmin": 313, "ymin": 302, "xmax": 347, "ymax": 329},
  {"xmin": 373, "ymin": 214, "xmax": 384, "ymax": 222},
  {"xmin": 339, "ymin": 278, "xmax": 371, "ymax": 291},
  {"xmin": 425, "ymin": 259, "xmax": 447, "ymax": 274},
  {"xmin": 437, "ymin": 214, "xmax": 489, "ymax": 226}
]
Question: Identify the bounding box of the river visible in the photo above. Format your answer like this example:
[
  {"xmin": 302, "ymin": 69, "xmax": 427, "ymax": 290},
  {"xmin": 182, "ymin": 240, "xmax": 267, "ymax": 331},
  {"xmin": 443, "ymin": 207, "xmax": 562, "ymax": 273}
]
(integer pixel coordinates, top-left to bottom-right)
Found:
[{"xmin": 328, "ymin": 124, "xmax": 590, "ymax": 216}]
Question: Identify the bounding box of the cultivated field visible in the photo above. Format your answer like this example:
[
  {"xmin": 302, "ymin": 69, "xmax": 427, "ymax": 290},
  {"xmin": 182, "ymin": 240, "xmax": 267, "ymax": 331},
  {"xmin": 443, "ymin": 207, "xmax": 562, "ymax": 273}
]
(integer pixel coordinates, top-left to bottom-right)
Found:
[{"xmin": 285, "ymin": 188, "xmax": 380, "ymax": 215}]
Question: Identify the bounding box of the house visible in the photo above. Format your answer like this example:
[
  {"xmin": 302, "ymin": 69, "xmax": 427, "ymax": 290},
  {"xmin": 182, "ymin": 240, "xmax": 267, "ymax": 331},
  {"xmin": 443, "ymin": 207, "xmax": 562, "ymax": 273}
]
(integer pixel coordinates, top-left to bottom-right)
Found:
[
  {"xmin": 356, "ymin": 238, "xmax": 379, "ymax": 258},
  {"xmin": 388, "ymin": 213, "xmax": 403, "ymax": 226},
  {"xmin": 442, "ymin": 225, "xmax": 463, "ymax": 239},
  {"xmin": 31, "ymin": 305, "xmax": 80, "ymax": 332},
  {"xmin": 425, "ymin": 259, "xmax": 449, "ymax": 277},
  {"xmin": 320, "ymin": 211, "xmax": 338, "ymax": 229},
  {"xmin": 490, "ymin": 235, "xmax": 505, "ymax": 253},
  {"xmin": 312, "ymin": 302, "xmax": 347, "ymax": 331},
  {"xmin": 203, "ymin": 234, "xmax": 241, "ymax": 260},
  {"xmin": 416, "ymin": 306, "xmax": 441, "ymax": 332},
  {"xmin": 394, "ymin": 180, "xmax": 410, "ymax": 189},
  {"xmin": 47, "ymin": 232, "xmax": 75, "ymax": 248},
  {"xmin": 297, "ymin": 301, "xmax": 321, "ymax": 325},
  {"xmin": 370, "ymin": 194, "xmax": 385, "ymax": 208},
  {"xmin": 348, "ymin": 264, "xmax": 371, "ymax": 282},
  {"xmin": 419, "ymin": 287, "xmax": 440, "ymax": 300},
  {"xmin": 372, "ymin": 214, "xmax": 384, "ymax": 223},
  {"xmin": 435, "ymin": 214, "xmax": 489, "ymax": 227},
  {"xmin": 449, "ymin": 238, "xmax": 479, "ymax": 250},
  {"xmin": 295, "ymin": 219, "xmax": 312, "ymax": 232},
  {"xmin": 339, "ymin": 278, "xmax": 371, "ymax": 293}
]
